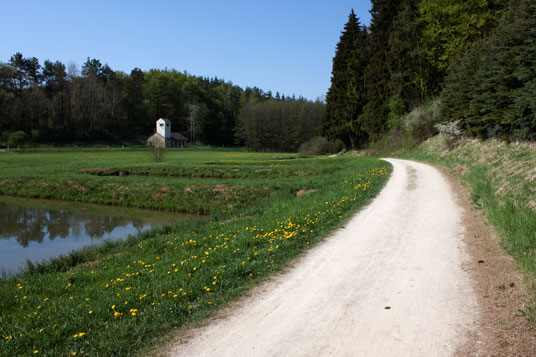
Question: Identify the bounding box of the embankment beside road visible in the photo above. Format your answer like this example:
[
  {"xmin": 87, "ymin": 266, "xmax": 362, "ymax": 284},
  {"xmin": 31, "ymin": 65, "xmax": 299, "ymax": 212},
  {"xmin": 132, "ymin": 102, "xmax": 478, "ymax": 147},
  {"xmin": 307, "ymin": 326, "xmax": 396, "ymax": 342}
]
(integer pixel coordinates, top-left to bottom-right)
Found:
[{"xmin": 403, "ymin": 136, "xmax": 536, "ymax": 317}]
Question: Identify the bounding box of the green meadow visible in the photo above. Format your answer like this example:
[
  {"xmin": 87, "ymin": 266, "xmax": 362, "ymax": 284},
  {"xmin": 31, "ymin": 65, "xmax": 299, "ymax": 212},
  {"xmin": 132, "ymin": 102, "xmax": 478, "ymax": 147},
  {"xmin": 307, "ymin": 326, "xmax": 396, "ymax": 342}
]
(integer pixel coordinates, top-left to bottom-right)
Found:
[{"xmin": 0, "ymin": 148, "xmax": 391, "ymax": 356}]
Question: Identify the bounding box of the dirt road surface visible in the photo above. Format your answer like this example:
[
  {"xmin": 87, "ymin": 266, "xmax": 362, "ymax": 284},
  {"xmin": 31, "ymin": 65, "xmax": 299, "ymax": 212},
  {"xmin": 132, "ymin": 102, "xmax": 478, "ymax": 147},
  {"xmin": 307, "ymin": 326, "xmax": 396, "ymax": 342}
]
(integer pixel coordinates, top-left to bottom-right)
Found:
[{"xmin": 167, "ymin": 159, "xmax": 482, "ymax": 356}]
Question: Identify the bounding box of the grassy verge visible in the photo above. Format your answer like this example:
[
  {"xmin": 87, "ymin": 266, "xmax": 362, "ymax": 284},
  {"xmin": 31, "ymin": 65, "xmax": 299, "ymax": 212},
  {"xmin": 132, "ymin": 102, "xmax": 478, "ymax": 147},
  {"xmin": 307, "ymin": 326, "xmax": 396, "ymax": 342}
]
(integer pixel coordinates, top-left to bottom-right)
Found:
[
  {"xmin": 0, "ymin": 148, "xmax": 391, "ymax": 355},
  {"xmin": 398, "ymin": 136, "xmax": 536, "ymax": 318}
]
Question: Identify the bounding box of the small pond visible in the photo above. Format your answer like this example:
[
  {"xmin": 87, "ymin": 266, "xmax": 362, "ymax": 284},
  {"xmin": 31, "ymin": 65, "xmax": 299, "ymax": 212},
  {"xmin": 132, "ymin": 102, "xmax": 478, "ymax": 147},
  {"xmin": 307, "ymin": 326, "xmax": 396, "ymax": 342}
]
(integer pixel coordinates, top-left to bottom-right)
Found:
[{"xmin": 0, "ymin": 195, "xmax": 190, "ymax": 276}]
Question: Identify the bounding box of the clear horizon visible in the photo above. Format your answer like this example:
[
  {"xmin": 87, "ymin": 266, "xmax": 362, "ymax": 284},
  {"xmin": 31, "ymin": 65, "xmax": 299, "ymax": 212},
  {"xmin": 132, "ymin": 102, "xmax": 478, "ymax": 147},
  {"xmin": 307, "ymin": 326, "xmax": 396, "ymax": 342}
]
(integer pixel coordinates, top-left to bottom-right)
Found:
[{"xmin": 1, "ymin": 0, "xmax": 372, "ymax": 100}]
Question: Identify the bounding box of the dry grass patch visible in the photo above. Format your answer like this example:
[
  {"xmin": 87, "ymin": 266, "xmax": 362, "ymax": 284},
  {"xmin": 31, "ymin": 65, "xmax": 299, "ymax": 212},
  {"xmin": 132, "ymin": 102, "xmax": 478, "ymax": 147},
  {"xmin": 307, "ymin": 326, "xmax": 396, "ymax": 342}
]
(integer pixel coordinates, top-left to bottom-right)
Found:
[{"xmin": 296, "ymin": 189, "xmax": 317, "ymax": 197}]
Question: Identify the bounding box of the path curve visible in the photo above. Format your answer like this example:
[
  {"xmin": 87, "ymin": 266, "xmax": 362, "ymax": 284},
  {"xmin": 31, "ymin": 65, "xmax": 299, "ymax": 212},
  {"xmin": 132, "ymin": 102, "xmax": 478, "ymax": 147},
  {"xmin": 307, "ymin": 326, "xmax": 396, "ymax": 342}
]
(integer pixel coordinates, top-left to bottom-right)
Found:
[{"xmin": 168, "ymin": 159, "xmax": 478, "ymax": 356}]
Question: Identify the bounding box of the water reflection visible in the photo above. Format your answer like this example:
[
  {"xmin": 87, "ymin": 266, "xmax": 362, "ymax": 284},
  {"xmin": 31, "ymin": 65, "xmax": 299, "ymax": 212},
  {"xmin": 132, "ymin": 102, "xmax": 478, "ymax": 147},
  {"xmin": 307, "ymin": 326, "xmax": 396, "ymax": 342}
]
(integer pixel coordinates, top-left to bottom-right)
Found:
[
  {"xmin": 0, "ymin": 196, "xmax": 185, "ymax": 276},
  {"xmin": 0, "ymin": 202, "xmax": 148, "ymax": 247}
]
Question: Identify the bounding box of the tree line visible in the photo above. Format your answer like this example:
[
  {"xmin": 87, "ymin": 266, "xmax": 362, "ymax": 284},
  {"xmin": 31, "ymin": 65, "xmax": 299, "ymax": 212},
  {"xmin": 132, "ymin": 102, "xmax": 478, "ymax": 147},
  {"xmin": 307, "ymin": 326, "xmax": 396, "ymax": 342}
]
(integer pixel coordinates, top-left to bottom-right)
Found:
[
  {"xmin": 323, "ymin": 0, "xmax": 535, "ymax": 147},
  {"xmin": 235, "ymin": 96, "xmax": 325, "ymax": 152},
  {"xmin": 0, "ymin": 54, "xmax": 324, "ymax": 151}
]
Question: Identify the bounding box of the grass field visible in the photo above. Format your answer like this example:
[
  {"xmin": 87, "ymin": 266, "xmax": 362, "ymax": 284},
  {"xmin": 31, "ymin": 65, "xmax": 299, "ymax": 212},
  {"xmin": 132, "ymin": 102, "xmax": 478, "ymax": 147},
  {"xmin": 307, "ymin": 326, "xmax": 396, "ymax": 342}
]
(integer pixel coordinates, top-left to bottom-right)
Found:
[{"xmin": 0, "ymin": 148, "xmax": 391, "ymax": 356}]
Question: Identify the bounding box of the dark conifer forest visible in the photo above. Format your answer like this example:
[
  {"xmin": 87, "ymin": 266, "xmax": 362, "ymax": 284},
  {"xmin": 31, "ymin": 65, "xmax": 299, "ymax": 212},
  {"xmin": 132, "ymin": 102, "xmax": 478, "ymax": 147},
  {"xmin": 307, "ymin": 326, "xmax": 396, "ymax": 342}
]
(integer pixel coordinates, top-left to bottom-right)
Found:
[{"xmin": 323, "ymin": 0, "xmax": 536, "ymax": 147}]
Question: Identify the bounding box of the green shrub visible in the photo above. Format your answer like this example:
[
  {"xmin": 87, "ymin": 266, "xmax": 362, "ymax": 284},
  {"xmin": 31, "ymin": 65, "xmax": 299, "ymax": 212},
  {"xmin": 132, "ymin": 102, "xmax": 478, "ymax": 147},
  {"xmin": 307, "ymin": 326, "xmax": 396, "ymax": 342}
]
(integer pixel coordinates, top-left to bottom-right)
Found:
[
  {"xmin": 299, "ymin": 136, "xmax": 343, "ymax": 155},
  {"xmin": 7, "ymin": 131, "xmax": 29, "ymax": 147},
  {"xmin": 405, "ymin": 99, "xmax": 442, "ymax": 144},
  {"xmin": 150, "ymin": 146, "xmax": 165, "ymax": 163}
]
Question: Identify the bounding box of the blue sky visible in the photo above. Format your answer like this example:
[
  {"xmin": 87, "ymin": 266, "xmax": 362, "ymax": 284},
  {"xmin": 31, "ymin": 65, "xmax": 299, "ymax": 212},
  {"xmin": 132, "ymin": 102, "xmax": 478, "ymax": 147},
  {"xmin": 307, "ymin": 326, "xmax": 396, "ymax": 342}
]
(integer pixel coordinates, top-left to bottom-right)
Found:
[{"xmin": 1, "ymin": 1, "xmax": 372, "ymax": 100}]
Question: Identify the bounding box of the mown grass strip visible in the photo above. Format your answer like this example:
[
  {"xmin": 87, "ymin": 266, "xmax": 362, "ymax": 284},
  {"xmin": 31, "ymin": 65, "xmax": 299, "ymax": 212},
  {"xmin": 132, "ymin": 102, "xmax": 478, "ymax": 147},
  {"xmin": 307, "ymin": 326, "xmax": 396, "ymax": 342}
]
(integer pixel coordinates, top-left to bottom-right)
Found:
[{"xmin": 0, "ymin": 150, "xmax": 391, "ymax": 356}]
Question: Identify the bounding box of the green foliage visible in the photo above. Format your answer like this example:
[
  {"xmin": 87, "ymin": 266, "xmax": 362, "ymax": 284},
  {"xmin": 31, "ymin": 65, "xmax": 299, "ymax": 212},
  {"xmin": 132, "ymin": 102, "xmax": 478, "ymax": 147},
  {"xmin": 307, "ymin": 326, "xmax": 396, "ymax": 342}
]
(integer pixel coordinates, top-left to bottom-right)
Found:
[
  {"xmin": 0, "ymin": 88, "xmax": 15, "ymax": 132},
  {"xmin": 405, "ymin": 99, "xmax": 442, "ymax": 144},
  {"xmin": 441, "ymin": 0, "xmax": 536, "ymax": 140},
  {"xmin": 30, "ymin": 129, "xmax": 39, "ymax": 141},
  {"xmin": 1, "ymin": 130, "xmax": 12, "ymax": 144},
  {"xmin": 323, "ymin": 10, "xmax": 369, "ymax": 149},
  {"xmin": 418, "ymin": 0, "xmax": 507, "ymax": 83},
  {"xmin": 368, "ymin": 98, "xmax": 442, "ymax": 154},
  {"xmin": 388, "ymin": 0, "xmax": 428, "ymax": 107},
  {"xmin": 361, "ymin": 0, "xmax": 406, "ymax": 142},
  {"xmin": 7, "ymin": 131, "xmax": 29, "ymax": 147},
  {"xmin": 150, "ymin": 146, "xmax": 165, "ymax": 163},
  {"xmin": 298, "ymin": 136, "xmax": 343, "ymax": 155},
  {"xmin": 238, "ymin": 97, "xmax": 324, "ymax": 152},
  {"xmin": 440, "ymin": 44, "xmax": 484, "ymax": 130},
  {"xmin": 324, "ymin": 0, "xmax": 510, "ymax": 148},
  {"xmin": 387, "ymin": 97, "xmax": 407, "ymax": 131}
]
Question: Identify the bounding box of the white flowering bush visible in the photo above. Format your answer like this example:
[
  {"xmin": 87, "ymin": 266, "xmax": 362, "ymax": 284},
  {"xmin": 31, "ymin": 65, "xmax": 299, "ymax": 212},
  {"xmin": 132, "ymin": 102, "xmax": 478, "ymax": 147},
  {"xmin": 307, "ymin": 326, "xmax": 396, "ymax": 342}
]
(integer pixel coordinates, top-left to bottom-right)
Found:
[{"xmin": 434, "ymin": 120, "xmax": 464, "ymax": 150}]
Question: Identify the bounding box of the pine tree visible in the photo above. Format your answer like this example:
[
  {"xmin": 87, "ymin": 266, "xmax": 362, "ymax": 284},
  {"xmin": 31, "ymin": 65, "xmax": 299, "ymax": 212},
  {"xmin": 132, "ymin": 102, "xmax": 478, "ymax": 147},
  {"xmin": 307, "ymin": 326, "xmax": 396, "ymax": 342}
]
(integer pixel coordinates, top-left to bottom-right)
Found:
[
  {"xmin": 323, "ymin": 10, "xmax": 368, "ymax": 148},
  {"xmin": 388, "ymin": 0, "xmax": 428, "ymax": 109},
  {"xmin": 441, "ymin": 0, "xmax": 536, "ymax": 140},
  {"xmin": 440, "ymin": 43, "xmax": 484, "ymax": 134},
  {"xmin": 362, "ymin": 0, "xmax": 401, "ymax": 142},
  {"xmin": 344, "ymin": 23, "xmax": 368, "ymax": 148},
  {"xmin": 472, "ymin": 0, "xmax": 536, "ymax": 139}
]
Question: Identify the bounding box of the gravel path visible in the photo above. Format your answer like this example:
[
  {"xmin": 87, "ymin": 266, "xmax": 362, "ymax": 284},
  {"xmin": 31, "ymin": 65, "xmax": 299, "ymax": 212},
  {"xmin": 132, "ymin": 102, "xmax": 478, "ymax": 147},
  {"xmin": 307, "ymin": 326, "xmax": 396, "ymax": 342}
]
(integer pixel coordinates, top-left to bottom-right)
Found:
[{"xmin": 167, "ymin": 159, "xmax": 479, "ymax": 356}]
